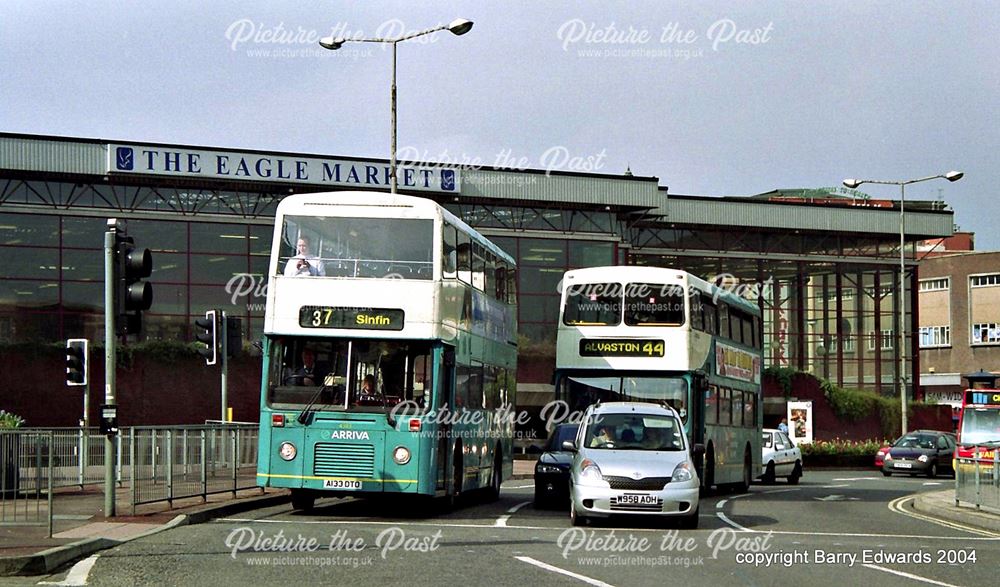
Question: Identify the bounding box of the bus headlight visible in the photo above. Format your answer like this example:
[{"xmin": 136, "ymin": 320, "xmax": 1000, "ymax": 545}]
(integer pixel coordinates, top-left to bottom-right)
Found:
[
  {"xmin": 392, "ymin": 446, "xmax": 411, "ymax": 465},
  {"xmin": 279, "ymin": 442, "xmax": 297, "ymax": 461}
]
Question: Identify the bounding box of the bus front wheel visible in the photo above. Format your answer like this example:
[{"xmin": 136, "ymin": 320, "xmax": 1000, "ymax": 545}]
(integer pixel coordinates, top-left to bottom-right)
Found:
[
  {"xmin": 290, "ymin": 489, "xmax": 314, "ymax": 512},
  {"xmin": 486, "ymin": 448, "xmax": 502, "ymax": 502}
]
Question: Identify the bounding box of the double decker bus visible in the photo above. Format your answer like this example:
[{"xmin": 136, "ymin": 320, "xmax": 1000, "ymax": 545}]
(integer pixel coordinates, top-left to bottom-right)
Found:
[
  {"xmin": 256, "ymin": 191, "xmax": 517, "ymax": 510},
  {"xmin": 554, "ymin": 266, "xmax": 763, "ymax": 492}
]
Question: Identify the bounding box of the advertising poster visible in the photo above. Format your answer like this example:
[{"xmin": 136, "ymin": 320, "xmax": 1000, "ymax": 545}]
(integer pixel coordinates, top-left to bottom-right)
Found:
[{"xmin": 787, "ymin": 401, "xmax": 813, "ymax": 445}]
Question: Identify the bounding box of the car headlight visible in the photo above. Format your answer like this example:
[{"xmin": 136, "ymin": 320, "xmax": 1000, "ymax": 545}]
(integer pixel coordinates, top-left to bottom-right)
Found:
[
  {"xmin": 884, "ymin": 452, "xmax": 893, "ymax": 461},
  {"xmin": 918, "ymin": 454, "xmax": 929, "ymax": 463},
  {"xmin": 536, "ymin": 464, "xmax": 562, "ymax": 474},
  {"xmin": 279, "ymin": 441, "xmax": 297, "ymax": 461},
  {"xmin": 392, "ymin": 446, "xmax": 411, "ymax": 465},
  {"xmin": 578, "ymin": 459, "xmax": 604, "ymax": 485},
  {"xmin": 670, "ymin": 461, "xmax": 694, "ymax": 483}
]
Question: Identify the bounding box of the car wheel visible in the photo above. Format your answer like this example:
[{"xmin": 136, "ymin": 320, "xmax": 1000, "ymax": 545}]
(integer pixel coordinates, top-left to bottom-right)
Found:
[
  {"xmin": 290, "ymin": 489, "xmax": 314, "ymax": 512},
  {"xmin": 762, "ymin": 462, "xmax": 776, "ymax": 484},
  {"xmin": 680, "ymin": 506, "xmax": 699, "ymax": 529},
  {"xmin": 927, "ymin": 462, "xmax": 938, "ymax": 479},
  {"xmin": 882, "ymin": 470, "xmax": 892, "ymax": 477},
  {"xmin": 788, "ymin": 462, "xmax": 801, "ymax": 485},
  {"xmin": 570, "ymin": 498, "xmax": 587, "ymax": 527}
]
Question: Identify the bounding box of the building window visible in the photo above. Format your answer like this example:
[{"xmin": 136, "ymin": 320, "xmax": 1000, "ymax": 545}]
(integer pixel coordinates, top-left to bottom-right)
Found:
[
  {"xmin": 829, "ymin": 337, "xmax": 855, "ymax": 353},
  {"xmin": 919, "ymin": 278, "xmax": 949, "ymax": 292},
  {"xmin": 867, "ymin": 330, "xmax": 893, "ymax": 351},
  {"xmin": 970, "ymin": 274, "xmax": 1000, "ymax": 288},
  {"xmin": 971, "ymin": 323, "xmax": 1000, "ymax": 345},
  {"xmin": 919, "ymin": 326, "xmax": 951, "ymax": 348}
]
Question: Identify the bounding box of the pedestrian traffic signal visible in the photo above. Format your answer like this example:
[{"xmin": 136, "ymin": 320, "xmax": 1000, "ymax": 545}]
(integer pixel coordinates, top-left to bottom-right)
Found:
[
  {"xmin": 66, "ymin": 339, "xmax": 88, "ymax": 386},
  {"xmin": 195, "ymin": 310, "xmax": 219, "ymax": 365},
  {"xmin": 226, "ymin": 316, "xmax": 242, "ymax": 358},
  {"xmin": 113, "ymin": 230, "xmax": 153, "ymax": 336}
]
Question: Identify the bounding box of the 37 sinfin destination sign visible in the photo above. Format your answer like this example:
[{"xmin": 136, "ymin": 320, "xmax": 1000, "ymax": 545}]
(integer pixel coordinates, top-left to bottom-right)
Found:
[
  {"xmin": 106, "ymin": 144, "xmax": 460, "ymax": 193},
  {"xmin": 299, "ymin": 306, "xmax": 404, "ymax": 331},
  {"xmin": 579, "ymin": 339, "xmax": 665, "ymax": 358}
]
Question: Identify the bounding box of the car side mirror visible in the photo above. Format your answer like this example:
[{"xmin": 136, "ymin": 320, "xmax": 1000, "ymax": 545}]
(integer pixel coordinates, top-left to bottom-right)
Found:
[
  {"xmin": 561, "ymin": 440, "xmax": 578, "ymax": 452},
  {"xmin": 692, "ymin": 443, "xmax": 706, "ymax": 456}
]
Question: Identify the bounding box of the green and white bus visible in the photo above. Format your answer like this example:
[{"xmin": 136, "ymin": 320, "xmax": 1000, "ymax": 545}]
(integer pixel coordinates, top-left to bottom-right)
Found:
[
  {"xmin": 555, "ymin": 266, "xmax": 763, "ymax": 492},
  {"xmin": 256, "ymin": 191, "xmax": 517, "ymax": 510}
]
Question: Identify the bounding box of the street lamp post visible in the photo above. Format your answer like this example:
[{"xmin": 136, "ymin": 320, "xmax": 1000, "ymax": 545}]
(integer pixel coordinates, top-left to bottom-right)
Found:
[
  {"xmin": 842, "ymin": 171, "xmax": 963, "ymax": 435},
  {"xmin": 319, "ymin": 18, "xmax": 474, "ymax": 194}
]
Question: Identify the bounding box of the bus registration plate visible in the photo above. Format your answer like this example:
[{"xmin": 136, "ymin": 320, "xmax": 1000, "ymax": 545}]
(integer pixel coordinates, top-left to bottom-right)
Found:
[
  {"xmin": 323, "ymin": 479, "xmax": 362, "ymax": 489},
  {"xmin": 620, "ymin": 493, "xmax": 657, "ymax": 505}
]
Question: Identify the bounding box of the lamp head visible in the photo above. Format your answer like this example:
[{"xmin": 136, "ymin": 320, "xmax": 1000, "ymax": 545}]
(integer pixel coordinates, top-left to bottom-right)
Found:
[
  {"xmin": 945, "ymin": 170, "xmax": 964, "ymax": 182},
  {"xmin": 318, "ymin": 37, "xmax": 345, "ymax": 50},
  {"xmin": 447, "ymin": 18, "xmax": 474, "ymax": 36},
  {"xmin": 842, "ymin": 178, "xmax": 862, "ymax": 189}
]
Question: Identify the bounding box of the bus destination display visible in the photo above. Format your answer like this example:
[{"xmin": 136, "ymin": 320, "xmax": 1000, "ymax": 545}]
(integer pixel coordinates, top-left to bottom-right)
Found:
[
  {"xmin": 579, "ymin": 338, "xmax": 665, "ymax": 358},
  {"xmin": 299, "ymin": 306, "xmax": 405, "ymax": 331}
]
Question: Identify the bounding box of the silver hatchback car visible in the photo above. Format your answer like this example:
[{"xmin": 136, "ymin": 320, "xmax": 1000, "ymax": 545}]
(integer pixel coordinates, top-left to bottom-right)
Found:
[{"xmin": 564, "ymin": 402, "xmax": 701, "ymax": 528}]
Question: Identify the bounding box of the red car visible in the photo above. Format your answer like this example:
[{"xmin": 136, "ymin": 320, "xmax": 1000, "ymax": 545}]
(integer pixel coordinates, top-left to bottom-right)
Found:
[{"xmin": 875, "ymin": 443, "xmax": 891, "ymax": 468}]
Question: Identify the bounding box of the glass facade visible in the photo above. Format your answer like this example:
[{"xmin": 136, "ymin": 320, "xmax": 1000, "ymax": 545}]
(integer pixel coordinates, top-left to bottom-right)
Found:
[{"xmin": 0, "ymin": 209, "xmax": 270, "ymax": 345}]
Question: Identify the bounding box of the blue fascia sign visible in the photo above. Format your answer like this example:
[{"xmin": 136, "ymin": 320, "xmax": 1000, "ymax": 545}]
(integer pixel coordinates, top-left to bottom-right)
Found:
[{"xmin": 106, "ymin": 144, "xmax": 461, "ymax": 193}]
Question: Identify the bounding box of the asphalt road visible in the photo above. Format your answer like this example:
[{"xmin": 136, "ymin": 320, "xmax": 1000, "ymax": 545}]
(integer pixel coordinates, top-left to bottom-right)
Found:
[{"xmin": 12, "ymin": 470, "xmax": 1000, "ymax": 587}]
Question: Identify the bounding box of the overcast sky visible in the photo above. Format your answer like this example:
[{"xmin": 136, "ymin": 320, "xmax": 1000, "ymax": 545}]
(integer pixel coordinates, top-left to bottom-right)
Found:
[{"xmin": 2, "ymin": 2, "xmax": 997, "ymax": 247}]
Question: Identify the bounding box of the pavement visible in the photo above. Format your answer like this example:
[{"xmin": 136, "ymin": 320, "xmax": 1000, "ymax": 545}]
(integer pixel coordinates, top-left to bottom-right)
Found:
[{"xmin": 1, "ymin": 461, "xmax": 996, "ymax": 577}]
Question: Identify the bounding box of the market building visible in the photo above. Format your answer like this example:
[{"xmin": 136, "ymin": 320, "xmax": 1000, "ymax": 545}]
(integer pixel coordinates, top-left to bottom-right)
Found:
[{"xmin": 0, "ymin": 133, "xmax": 956, "ymax": 420}]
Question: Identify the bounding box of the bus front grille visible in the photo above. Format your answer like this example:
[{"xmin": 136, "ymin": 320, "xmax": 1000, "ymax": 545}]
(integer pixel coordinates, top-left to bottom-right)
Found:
[{"xmin": 314, "ymin": 443, "xmax": 376, "ymax": 478}]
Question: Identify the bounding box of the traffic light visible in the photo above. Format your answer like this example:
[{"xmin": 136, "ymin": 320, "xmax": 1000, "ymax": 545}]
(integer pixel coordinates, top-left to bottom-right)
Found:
[
  {"xmin": 113, "ymin": 230, "xmax": 153, "ymax": 336},
  {"xmin": 195, "ymin": 310, "xmax": 220, "ymax": 365},
  {"xmin": 66, "ymin": 339, "xmax": 88, "ymax": 386},
  {"xmin": 226, "ymin": 316, "xmax": 242, "ymax": 358}
]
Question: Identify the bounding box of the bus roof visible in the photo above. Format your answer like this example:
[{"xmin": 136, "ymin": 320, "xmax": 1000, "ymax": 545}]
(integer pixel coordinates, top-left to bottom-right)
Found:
[{"xmin": 275, "ymin": 191, "xmax": 514, "ymax": 265}]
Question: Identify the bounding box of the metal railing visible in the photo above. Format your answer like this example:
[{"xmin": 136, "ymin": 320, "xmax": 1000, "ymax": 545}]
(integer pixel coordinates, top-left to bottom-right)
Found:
[
  {"xmin": 1, "ymin": 430, "xmax": 54, "ymax": 536},
  {"xmin": 125, "ymin": 425, "xmax": 259, "ymax": 514},
  {"xmin": 0, "ymin": 424, "xmax": 259, "ymax": 522},
  {"xmin": 955, "ymin": 443, "xmax": 1000, "ymax": 513}
]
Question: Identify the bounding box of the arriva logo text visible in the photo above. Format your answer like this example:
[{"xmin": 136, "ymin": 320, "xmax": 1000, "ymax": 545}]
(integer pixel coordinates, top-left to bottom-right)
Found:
[{"xmin": 330, "ymin": 430, "xmax": 371, "ymax": 440}]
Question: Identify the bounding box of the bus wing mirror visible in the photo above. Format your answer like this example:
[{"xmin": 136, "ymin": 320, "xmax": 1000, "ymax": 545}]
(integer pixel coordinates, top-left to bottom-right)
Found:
[
  {"xmin": 692, "ymin": 443, "xmax": 706, "ymax": 457},
  {"xmin": 561, "ymin": 440, "xmax": 577, "ymax": 452}
]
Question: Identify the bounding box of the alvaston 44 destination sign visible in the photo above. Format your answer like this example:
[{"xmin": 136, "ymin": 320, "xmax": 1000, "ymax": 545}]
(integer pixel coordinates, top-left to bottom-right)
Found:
[{"xmin": 579, "ymin": 338, "xmax": 665, "ymax": 357}]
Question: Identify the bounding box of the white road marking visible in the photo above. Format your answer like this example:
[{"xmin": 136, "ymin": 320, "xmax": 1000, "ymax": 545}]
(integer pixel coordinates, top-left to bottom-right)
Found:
[
  {"xmin": 515, "ymin": 556, "xmax": 616, "ymax": 587},
  {"xmin": 821, "ymin": 484, "xmax": 850, "ymax": 488},
  {"xmin": 832, "ymin": 477, "xmax": 877, "ymax": 481},
  {"xmin": 715, "ymin": 499, "xmax": 727, "ymax": 509},
  {"xmin": 506, "ymin": 484, "xmax": 535, "ymax": 489},
  {"xmin": 496, "ymin": 500, "xmax": 532, "ymax": 527},
  {"xmin": 862, "ymin": 563, "xmax": 962, "ymax": 587},
  {"xmin": 716, "ymin": 511, "xmax": 751, "ymax": 532},
  {"xmin": 922, "ymin": 482, "xmax": 943, "ymax": 486},
  {"xmin": 37, "ymin": 554, "xmax": 99, "ymax": 586},
  {"xmin": 888, "ymin": 495, "xmax": 997, "ymax": 537}
]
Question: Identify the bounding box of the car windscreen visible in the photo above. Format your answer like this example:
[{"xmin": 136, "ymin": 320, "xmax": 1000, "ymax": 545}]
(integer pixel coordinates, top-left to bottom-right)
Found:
[
  {"xmin": 585, "ymin": 413, "xmax": 684, "ymax": 451},
  {"xmin": 546, "ymin": 425, "xmax": 580, "ymax": 451}
]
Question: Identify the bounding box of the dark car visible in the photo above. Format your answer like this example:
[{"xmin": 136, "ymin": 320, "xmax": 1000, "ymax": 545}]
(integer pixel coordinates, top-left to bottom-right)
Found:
[
  {"xmin": 882, "ymin": 430, "xmax": 956, "ymax": 478},
  {"xmin": 533, "ymin": 423, "xmax": 579, "ymax": 507}
]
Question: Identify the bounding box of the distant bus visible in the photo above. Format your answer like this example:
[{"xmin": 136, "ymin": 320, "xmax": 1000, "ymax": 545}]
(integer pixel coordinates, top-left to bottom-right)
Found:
[
  {"xmin": 256, "ymin": 191, "xmax": 518, "ymax": 510},
  {"xmin": 554, "ymin": 266, "xmax": 763, "ymax": 492},
  {"xmin": 956, "ymin": 388, "xmax": 1000, "ymax": 461}
]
